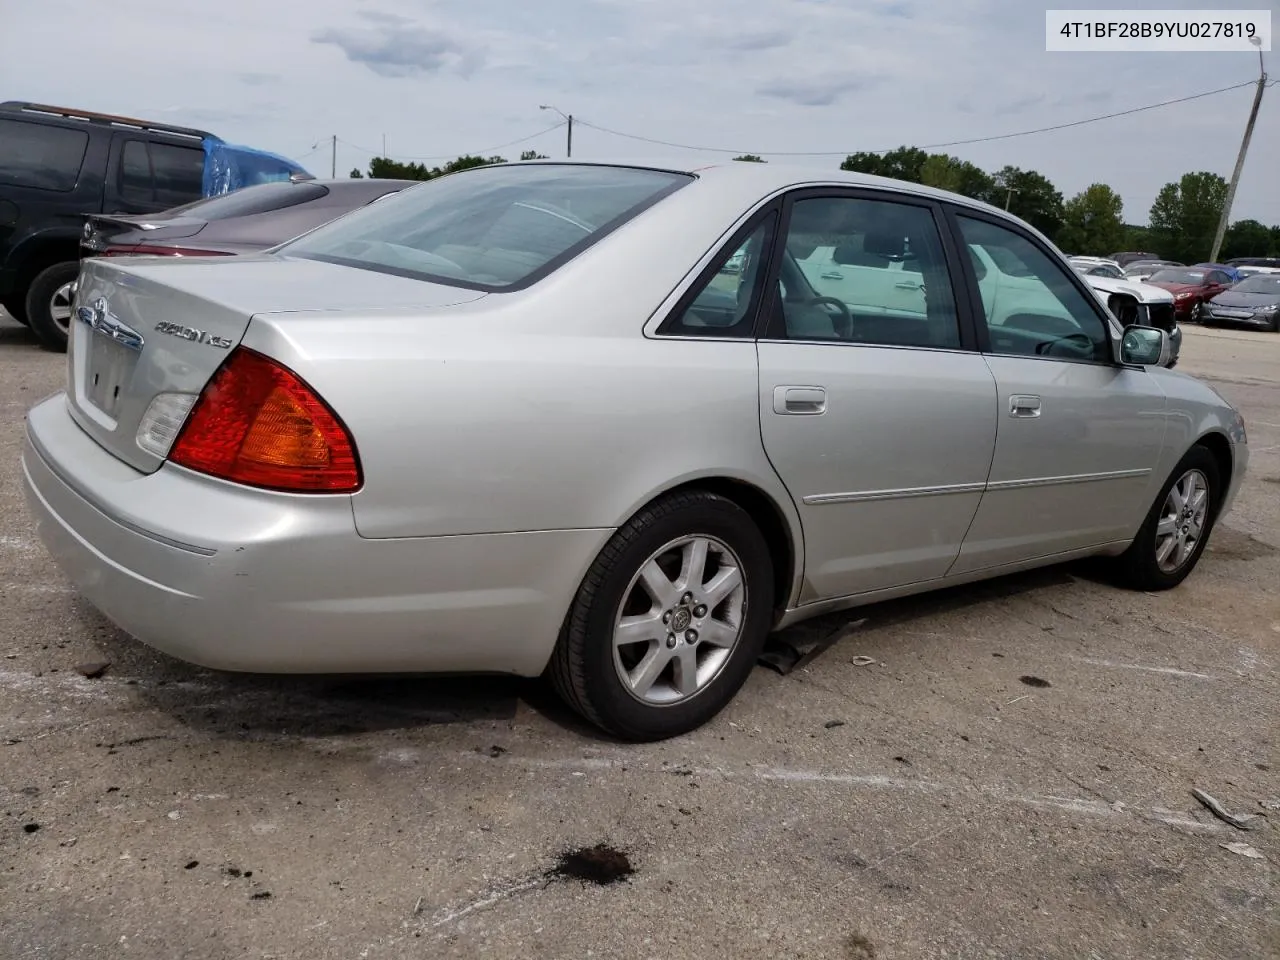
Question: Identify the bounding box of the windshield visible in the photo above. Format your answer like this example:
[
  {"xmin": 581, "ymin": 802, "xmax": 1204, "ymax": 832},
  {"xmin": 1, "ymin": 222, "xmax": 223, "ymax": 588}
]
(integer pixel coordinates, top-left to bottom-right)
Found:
[
  {"xmin": 1148, "ymin": 269, "xmax": 1204, "ymax": 284},
  {"xmin": 1233, "ymin": 275, "xmax": 1280, "ymax": 295},
  {"xmin": 279, "ymin": 164, "xmax": 691, "ymax": 290}
]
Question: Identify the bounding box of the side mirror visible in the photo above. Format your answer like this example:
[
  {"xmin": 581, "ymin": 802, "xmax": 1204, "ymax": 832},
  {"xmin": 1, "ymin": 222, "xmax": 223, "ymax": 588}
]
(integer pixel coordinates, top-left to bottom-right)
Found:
[{"xmin": 1120, "ymin": 325, "xmax": 1171, "ymax": 367}]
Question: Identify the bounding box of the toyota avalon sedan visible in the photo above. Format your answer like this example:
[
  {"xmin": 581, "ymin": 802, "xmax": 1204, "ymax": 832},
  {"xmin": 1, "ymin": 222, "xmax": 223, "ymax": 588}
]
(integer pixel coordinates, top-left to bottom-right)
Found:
[{"xmin": 22, "ymin": 160, "xmax": 1249, "ymax": 741}]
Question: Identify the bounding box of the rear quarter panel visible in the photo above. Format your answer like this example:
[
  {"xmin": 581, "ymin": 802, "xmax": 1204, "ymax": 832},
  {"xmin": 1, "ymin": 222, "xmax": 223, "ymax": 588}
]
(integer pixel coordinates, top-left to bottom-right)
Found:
[{"xmin": 239, "ymin": 175, "xmax": 804, "ymax": 551}]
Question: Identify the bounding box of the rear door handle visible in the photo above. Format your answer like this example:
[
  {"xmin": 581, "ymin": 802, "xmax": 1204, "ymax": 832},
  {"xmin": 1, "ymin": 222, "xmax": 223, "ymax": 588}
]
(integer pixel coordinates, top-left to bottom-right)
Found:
[
  {"xmin": 895, "ymin": 281, "xmax": 920, "ymax": 290},
  {"xmin": 1009, "ymin": 394, "xmax": 1041, "ymax": 418},
  {"xmin": 820, "ymin": 271, "xmax": 844, "ymax": 281},
  {"xmin": 773, "ymin": 385, "xmax": 827, "ymax": 415}
]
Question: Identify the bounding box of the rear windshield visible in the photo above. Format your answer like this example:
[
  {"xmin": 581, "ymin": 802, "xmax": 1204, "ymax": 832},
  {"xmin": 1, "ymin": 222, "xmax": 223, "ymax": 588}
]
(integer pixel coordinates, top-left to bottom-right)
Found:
[
  {"xmin": 161, "ymin": 181, "xmax": 330, "ymax": 220},
  {"xmin": 277, "ymin": 163, "xmax": 691, "ymax": 290}
]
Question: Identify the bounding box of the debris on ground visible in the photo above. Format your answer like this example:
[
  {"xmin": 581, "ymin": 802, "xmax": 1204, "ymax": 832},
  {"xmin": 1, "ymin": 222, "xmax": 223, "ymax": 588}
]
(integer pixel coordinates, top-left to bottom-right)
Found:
[
  {"xmin": 250, "ymin": 891, "xmax": 272, "ymax": 900},
  {"xmin": 845, "ymin": 932, "xmax": 878, "ymax": 959},
  {"xmin": 849, "ymin": 656, "xmax": 878, "ymax": 667},
  {"xmin": 760, "ymin": 619, "xmax": 867, "ymax": 675},
  {"xmin": 22, "ymin": 823, "xmax": 40, "ymax": 834},
  {"xmin": 74, "ymin": 661, "xmax": 111, "ymax": 679},
  {"xmin": 1192, "ymin": 788, "xmax": 1263, "ymax": 831},
  {"xmin": 1019, "ymin": 675, "xmax": 1051, "ymax": 688},
  {"xmin": 1220, "ymin": 841, "xmax": 1265, "ymax": 860},
  {"xmin": 824, "ymin": 720, "xmax": 846, "ymax": 729},
  {"xmin": 184, "ymin": 861, "xmax": 199, "ymax": 870},
  {"xmin": 548, "ymin": 844, "xmax": 634, "ymax": 886}
]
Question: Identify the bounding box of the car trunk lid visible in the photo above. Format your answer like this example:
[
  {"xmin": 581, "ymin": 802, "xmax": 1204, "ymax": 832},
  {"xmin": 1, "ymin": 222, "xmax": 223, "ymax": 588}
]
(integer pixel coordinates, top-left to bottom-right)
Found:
[{"xmin": 66, "ymin": 255, "xmax": 487, "ymax": 473}]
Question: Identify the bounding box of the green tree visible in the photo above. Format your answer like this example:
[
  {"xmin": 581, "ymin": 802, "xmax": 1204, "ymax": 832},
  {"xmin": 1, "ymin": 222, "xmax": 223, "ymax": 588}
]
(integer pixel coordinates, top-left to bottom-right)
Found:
[
  {"xmin": 519, "ymin": 150, "xmax": 549, "ymax": 160},
  {"xmin": 365, "ymin": 154, "xmax": 508, "ymax": 181},
  {"xmin": 840, "ymin": 146, "xmax": 929, "ymax": 183},
  {"xmin": 349, "ymin": 167, "xmax": 364, "ymax": 178},
  {"xmin": 1147, "ymin": 171, "xmax": 1228, "ymax": 263},
  {"xmin": 919, "ymin": 153, "xmax": 995, "ymax": 203},
  {"xmin": 1057, "ymin": 183, "xmax": 1126, "ymax": 255},
  {"xmin": 992, "ymin": 166, "xmax": 1065, "ymax": 240},
  {"xmin": 1221, "ymin": 219, "xmax": 1275, "ymax": 260},
  {"xmin": 733, "ymin": 154, "xmax": 765, "ymax": 162},
  {"xmin": 1120, "ymin": 224, "xmax": 1152, "ymax": 252}
]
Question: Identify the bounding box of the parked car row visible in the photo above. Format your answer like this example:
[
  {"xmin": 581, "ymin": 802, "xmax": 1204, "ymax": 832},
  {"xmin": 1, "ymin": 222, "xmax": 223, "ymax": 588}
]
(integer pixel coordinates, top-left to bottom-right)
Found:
[
  {"xmin": 1070, "ymin": 252, "xmax": 1280, "ymax": 333},
  {"xmin": 0, "ymin": 101, "xmax": 314, "ymax": 351}
]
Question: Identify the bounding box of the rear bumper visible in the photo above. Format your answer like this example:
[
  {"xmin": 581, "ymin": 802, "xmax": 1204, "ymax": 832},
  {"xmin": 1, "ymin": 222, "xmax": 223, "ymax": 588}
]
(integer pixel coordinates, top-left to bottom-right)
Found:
[{"xmin": 22, "ymin": 393, "xmax": 608, "ymax": 676}]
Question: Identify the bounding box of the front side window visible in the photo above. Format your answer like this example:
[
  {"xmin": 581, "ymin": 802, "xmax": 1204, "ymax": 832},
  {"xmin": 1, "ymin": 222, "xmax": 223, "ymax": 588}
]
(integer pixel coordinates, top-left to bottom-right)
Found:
[
  {"xmin": 957, "ymin": 215, "xmax": 1112, "ymax": 363},
  {"xmin": 280, "ymin": 164, "xmax": 690, "ymax": 290},
  {"xmin": 660, "ymin": 213, "xmax": 777, "ymax": 337},
  {"xmin": 772, "ymin": 195, "xmax": 961, "ymax": 349},
  {"xmin": 0, "ymin": 119, "xmax": 89, "ymax": 192}
]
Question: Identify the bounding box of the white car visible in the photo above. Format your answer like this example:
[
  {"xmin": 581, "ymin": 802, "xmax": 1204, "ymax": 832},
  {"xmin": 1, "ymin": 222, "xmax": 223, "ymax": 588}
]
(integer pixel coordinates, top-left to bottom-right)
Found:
[
  {"xmin": 1069, "ymin": 256, "xmax": 1124, "ymax": 279},
  {"xmin": 1081, "ymin": 273, "xmax": 1180, "ymax": 367}
]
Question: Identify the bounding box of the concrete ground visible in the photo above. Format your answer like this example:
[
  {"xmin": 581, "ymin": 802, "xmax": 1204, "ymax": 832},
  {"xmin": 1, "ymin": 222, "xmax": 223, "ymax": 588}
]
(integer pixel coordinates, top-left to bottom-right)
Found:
[{"xmin": 1, "ymin": 311, "xmax": 1276, "ymax": 960}]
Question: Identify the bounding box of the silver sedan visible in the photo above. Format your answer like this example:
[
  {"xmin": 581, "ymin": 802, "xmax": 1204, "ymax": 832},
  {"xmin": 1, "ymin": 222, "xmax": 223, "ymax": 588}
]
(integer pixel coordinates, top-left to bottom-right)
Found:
[{"xmin": 22, "ymin": 160, "xmax": 1249, "ymax": 741}]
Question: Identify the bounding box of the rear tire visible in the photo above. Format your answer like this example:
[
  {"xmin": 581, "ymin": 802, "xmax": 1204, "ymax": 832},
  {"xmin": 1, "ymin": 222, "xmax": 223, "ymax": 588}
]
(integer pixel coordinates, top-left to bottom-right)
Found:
[
  {"xmin": 548, "ymin": 490, "xmax": 775, "ymax": 741},
  {"xmin": 24, "ymin": 261, "xmax": 80, "ymax": 352},
  {"xmin": 1112, "ymin": 446, "xmax": 1220, "ymax": 591}
]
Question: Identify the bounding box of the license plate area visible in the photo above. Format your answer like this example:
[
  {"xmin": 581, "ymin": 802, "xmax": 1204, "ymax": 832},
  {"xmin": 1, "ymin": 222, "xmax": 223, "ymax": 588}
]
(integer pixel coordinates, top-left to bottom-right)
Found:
[{"xmin": 84, "ymin": 331, "xmax": 138, "ymax": 419}]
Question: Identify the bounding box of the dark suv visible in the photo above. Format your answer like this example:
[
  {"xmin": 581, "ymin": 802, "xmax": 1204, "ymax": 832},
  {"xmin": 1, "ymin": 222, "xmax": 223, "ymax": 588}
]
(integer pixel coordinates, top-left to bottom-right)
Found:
[{"xmin": 1, "ymin": 102, "xmax": 222, "ymax": 349}]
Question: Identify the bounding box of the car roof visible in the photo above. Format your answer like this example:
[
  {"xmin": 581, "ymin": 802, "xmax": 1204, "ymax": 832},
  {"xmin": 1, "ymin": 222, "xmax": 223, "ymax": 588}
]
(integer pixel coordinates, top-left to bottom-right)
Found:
[{"xmin": 504, "ymin": 157, "xmax": 1040, "ymax": 235}]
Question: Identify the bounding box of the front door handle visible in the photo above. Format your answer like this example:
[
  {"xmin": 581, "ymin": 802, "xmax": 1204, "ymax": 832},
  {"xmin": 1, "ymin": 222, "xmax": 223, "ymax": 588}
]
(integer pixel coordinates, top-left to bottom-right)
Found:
[
  {"xmin": 895, "ymin": 281, "xmax": 920, "ymax": 290},
  {"xmin": 820, "ymin": 271, "xmax": 844, "ymax": 281},
  {"xmin": 1009, "ymin": 394, "xmax": 1042, "ymax": 418},
  {"xmin": 773, "ymin": 385, "xmax": 827, "ymax": 415}
]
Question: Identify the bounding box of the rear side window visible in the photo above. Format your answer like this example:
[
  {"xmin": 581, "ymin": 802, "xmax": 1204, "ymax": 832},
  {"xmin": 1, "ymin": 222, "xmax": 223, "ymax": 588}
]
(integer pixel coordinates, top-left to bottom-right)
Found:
[
  {"xmin": 150, "ymin": 143, "xmax": 205, "ymax": 205},
  {"xmin": 0, "ymin": 118, "xmax": 89, "ymax": 192},
  {"xmin": 118, "ymin": 140, "xmax": 205, "ymax": 206},
  {"xmin": 280, "ymin": 164, "xmax": 691, "ymax": 290}
]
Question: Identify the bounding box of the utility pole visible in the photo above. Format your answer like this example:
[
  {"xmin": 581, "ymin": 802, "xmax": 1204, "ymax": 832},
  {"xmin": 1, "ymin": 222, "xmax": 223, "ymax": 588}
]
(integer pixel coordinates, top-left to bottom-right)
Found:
[
  {"xmin": 1005, "ymin": 186, "xmax": 1017, "ymax": 210},
  {"xmin": 331, "ymin": 135, "xmax": 337, "ymax": 178},
  {"xmin": 1209, "ymin": 39, "xmax": 1267, "ymax": 263},
  {"xmin": 540, "ymin": 105, "xmax": 573, "ymax": 158},
  {"xmin": 382, "ymin": 134, "xmax": 387, "ymax": 158}
]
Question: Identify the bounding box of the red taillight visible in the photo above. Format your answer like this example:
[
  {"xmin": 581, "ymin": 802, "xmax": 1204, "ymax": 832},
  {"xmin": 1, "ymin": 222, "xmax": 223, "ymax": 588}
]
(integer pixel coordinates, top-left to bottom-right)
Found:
[
  {"xmin": 169, "ymin": 348, "xmax": 361, "ymax": 493},
  {"xmin": 103, "ymin": 245, "xmax": 233, "ymax": 257}
]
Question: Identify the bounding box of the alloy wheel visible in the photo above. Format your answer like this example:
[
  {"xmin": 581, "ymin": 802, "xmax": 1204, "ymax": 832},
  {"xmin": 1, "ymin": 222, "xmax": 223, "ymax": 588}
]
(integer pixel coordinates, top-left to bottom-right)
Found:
[
  {"xmin": 49, "ymin": 281, "xmax": 74, "ymax": 336},
  {"xmin": 1155, "ymin": 469, "xmax": 1209, "ymax": 574},
  {"xmin": 612, "ymin": 534, "xmax": 747, "ymax": 706}
]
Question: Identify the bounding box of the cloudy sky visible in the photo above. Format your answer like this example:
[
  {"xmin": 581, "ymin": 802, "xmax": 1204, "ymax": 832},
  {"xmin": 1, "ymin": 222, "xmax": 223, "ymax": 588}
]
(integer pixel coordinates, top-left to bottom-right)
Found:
[{"xmin": 3, "ymin": 0, "xmax": 1277, "ymax": 226}]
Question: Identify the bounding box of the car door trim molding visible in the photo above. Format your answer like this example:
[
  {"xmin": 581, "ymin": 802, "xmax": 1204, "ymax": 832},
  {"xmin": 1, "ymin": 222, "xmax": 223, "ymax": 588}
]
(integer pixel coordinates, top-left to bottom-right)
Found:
[
  {"xmin": 804, "ymin": 467, "xmax": 1150, "ymax": 505},
  {"xmin": 985, "ymin": 467, "xmax": 1150, "ymax": 492},
  {"xmin": 803, "ymin": 481, "xmax": 987, "ymax": 505}
]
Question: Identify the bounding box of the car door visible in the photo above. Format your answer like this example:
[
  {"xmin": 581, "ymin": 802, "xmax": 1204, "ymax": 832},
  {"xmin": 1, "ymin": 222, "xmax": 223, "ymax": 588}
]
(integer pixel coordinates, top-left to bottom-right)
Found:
[
  {"xmin": 755, "ymin": 190, "xmax": 999, "ymax": 601},
  {"xmin": 946, "ymin": 210, "xmax": 1168, "ymax": 574}
]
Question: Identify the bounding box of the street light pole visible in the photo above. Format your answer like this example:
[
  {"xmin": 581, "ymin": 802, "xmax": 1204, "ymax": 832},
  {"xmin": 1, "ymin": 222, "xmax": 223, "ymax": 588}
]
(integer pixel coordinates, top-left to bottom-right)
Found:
[
  {"xmin": 1209, "ymin": 39, "xmax": 1267, "ymax": 263},
  {"xmin": 539, "ymin": 105, "xmax": 573, "ymax": 158}
]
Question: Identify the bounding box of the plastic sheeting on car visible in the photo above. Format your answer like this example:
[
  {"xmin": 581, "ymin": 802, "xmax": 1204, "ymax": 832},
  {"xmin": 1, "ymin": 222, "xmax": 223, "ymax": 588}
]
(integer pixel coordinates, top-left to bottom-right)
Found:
[{"xmin": 201, "ymin": 139, "xmax": 314, "ymax": 197}]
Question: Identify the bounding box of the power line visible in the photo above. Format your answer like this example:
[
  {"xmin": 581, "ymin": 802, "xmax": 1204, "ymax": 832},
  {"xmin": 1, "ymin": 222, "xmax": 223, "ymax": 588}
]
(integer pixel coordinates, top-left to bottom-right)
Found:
[
  {"xmin": 335, "ymin": 121, "xmax": 566, "ymax": 161},
  {"xmin": 574, "ymin": 79, "xmax": 1261, "ymax": 157}
]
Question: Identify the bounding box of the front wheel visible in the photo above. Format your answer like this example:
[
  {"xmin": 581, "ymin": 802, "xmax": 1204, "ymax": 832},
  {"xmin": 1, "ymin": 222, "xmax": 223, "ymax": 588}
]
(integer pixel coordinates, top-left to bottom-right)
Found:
[
  {"xmin": 24, "ymin": 261, "xmax": 80, "ymax": 352},
  {"xmin": 1112, "ymin": 446, "xmax": 1220, "ymax": 591},
  {"xmin": 548, "ymin": 490, "xmax": 775, "ymax": 741}
]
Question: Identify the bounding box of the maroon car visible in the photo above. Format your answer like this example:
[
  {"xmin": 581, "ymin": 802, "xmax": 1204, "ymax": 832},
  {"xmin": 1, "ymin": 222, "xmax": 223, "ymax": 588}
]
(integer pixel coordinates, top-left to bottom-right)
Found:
[
  {"xmin": 1143, "ymin": 266, "xmax": 1235, "ymax": 323},
  {"xmin": 80, "ymin": 178, "xmax": 416, "ymax": 259}
]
